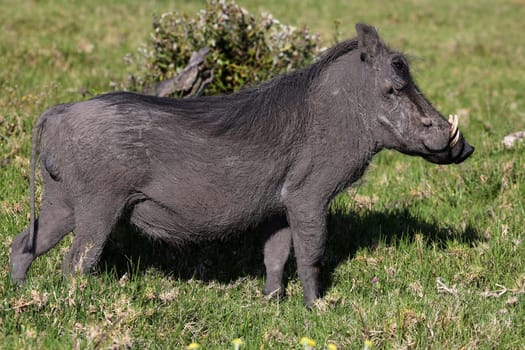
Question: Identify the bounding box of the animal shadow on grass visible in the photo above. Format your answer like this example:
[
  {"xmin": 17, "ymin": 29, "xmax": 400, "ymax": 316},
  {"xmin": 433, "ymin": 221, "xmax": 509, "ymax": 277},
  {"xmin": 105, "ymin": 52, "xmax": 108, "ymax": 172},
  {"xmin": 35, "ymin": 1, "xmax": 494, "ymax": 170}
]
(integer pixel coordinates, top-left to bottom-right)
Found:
[{"xmin": 99, "ymin": 206, "xmax": 481, "ymax": 296}]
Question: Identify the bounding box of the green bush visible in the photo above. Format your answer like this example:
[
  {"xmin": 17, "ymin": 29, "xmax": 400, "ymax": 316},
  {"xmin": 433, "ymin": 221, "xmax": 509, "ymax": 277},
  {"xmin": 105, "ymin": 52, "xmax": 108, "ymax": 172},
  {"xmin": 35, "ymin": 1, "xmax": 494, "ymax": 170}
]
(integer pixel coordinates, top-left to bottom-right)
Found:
[{"xmin": 124, "ymin": 0, "xmax": 321, "ymax": 97}]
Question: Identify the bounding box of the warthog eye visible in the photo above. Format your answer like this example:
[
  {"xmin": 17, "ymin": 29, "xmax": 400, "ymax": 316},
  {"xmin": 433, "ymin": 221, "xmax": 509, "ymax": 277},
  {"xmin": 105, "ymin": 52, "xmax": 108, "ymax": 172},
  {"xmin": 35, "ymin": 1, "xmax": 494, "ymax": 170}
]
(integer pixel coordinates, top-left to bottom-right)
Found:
[
  {"xmin": 392, "ymin": 57, "xmax": 406, "ymax": 72},
  {"xmin": 392, "ymin": 60, "xmax": 405, "ymax": 71},
  {"xmin": 393, "ymin": 61, "xmax": 403, "ymax": 70}
]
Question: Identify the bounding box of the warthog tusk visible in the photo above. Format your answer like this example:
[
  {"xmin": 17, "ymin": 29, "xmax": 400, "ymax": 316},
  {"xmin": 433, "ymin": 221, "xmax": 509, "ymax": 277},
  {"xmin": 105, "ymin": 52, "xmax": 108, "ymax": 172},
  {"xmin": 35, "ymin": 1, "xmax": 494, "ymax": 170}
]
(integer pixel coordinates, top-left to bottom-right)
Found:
[{"xmin": 448, "ymin": 114, "xmax": 460, "ymax": 148}]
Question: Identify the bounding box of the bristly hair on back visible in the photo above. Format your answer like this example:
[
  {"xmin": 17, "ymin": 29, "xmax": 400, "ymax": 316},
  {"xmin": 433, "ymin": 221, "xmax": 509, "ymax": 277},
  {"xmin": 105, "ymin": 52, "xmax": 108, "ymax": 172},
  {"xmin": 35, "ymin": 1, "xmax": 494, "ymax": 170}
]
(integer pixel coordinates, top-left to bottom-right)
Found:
[
  {"xmin": 97, "ymin": 39, "xmax": 361, "ymax": 145},
  {"xmin": 310, "ymin": 39, "xmax": 359, "ymax": 77},
  {"xmin": 180, "ymin": 38, "xmax": 361, "ymax": 141}
]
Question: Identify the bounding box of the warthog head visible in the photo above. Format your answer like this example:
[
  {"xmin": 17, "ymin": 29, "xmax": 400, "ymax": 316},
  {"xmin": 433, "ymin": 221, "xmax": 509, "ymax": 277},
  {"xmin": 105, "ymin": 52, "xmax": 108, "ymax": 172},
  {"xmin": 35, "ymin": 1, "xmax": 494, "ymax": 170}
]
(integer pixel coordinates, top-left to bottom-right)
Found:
[{"xmin": 350, "ymin": 23, "xmax": 474, "ymax": 164}]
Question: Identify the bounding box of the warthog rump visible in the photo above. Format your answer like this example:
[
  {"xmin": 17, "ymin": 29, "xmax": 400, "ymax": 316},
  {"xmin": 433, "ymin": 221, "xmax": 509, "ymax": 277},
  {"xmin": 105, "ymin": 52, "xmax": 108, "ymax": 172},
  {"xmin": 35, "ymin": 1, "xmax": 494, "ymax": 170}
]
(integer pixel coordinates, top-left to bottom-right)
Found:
[{"xmin": 10, "ymin": 23, "xmax": 474, "ymax": 306}]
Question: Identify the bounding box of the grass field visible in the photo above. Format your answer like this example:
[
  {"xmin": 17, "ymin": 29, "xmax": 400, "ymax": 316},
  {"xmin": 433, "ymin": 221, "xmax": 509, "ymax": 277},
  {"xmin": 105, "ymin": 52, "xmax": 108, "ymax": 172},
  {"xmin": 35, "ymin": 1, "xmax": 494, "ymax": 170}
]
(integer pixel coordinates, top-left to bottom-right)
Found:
[{"xmin": 1, "ymin": 0, "xmax": 525, "ymax": 348}]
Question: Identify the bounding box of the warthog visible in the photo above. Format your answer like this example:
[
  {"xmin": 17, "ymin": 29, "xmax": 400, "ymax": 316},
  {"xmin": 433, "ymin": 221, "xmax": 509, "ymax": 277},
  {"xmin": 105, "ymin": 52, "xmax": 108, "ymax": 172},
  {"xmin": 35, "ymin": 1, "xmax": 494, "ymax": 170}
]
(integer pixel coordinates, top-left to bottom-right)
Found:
[{"xmin": 10, "ymin": 24, "xmax": 474, "ymax": 305}]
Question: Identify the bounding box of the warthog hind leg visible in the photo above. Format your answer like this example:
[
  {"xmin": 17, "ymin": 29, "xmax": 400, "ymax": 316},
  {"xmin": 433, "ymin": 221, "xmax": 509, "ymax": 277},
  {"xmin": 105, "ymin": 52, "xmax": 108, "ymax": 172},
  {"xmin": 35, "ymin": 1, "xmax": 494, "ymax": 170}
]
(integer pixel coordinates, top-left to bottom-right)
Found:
[
  {"xmin": 10, "ymin": 181, "xmax": 74, "ymax": 285},
  {"xmin": 262, "ymin": 217, "xmax": 292, "ymax": 298},
  {"xmin": 62, "ymin": 196, "xmax": 125, "ymax": 277}
]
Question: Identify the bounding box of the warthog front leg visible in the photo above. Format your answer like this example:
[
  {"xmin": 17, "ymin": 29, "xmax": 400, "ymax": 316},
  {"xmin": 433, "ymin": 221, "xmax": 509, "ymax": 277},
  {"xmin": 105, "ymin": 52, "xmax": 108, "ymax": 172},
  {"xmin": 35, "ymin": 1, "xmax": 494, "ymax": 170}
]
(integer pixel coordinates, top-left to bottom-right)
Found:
[{"xmin": 286, "ymin": 205, "xmax": 326, "ymax": 306}]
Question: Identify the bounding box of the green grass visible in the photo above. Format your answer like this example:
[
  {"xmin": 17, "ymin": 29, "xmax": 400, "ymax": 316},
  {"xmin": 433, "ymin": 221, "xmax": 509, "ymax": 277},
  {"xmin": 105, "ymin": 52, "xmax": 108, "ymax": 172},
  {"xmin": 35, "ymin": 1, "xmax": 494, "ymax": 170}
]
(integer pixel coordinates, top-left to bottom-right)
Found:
[{"xmin": 1, "ymin": 0, "xmax": 525, "ymax": 348}]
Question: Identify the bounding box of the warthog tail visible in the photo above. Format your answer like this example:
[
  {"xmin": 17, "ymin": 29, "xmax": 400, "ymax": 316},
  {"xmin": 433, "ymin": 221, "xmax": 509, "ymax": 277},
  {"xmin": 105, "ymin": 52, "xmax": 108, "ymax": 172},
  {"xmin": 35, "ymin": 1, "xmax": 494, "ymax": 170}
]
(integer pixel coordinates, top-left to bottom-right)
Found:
[{"xmin": 27, "ymin": 114, "xmax": 49, "ymax": 253}]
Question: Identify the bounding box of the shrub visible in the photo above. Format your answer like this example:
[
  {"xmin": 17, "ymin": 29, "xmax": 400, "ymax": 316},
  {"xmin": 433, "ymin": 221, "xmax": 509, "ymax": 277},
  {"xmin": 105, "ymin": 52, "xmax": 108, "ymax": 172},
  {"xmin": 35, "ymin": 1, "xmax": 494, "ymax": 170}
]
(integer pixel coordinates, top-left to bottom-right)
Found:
[{"xmin": 123, "ymin": 0, "xmax": 321, "ymax": 97}]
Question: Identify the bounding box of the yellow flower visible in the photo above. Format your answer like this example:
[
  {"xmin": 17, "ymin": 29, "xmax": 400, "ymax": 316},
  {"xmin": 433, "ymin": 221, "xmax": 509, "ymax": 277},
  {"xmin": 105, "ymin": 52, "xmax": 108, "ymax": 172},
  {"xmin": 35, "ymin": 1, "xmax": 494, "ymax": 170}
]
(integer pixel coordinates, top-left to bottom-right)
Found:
[
  {"xmin": 326, "ymin": 343, "xmax": 338, "ymax": 350},
  {"xmin": 232, "ymin": 338, "xmax": 245, "ymax": 349},
  {"xmin": 187, "ymin": 342, "xmax": 201, "ymax": 349},
  {"xmin": 300, "ymin": 336, "xmax": 316, "ymax": 349},
  {"xmin": 363, "ymin": 339, "xmax": 373, "ymax": 350}
]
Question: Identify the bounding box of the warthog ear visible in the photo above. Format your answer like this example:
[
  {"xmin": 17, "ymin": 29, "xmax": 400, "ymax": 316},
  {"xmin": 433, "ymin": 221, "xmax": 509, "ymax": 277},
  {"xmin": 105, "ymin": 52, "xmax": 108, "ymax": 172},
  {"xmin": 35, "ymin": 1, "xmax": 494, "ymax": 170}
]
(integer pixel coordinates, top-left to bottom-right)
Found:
[{"xmin": 355, "ymin": 23, "xmax": 381, "ymax": 58}]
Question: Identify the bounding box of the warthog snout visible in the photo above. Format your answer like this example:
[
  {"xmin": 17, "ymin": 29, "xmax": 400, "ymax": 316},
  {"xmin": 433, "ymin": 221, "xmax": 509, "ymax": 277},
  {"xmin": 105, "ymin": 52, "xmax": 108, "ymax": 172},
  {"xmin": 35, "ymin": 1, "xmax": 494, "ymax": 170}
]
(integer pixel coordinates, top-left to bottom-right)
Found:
[{"xmin": 421, "ymin": 114, "xmax": 474, "ymax": 165}]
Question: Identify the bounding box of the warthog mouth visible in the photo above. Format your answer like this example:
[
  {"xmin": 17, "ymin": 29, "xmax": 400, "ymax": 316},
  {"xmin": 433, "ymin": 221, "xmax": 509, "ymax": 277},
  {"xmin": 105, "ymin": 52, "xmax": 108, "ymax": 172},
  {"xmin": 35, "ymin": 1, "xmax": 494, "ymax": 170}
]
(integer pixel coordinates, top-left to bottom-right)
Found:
[
  {"xmin": 448, "ymin": 114, "xmax": 460, "ymax": 148},
  {"xmin": 454, "ymin": 142, "xmax": 475, "ymax": 163}
]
